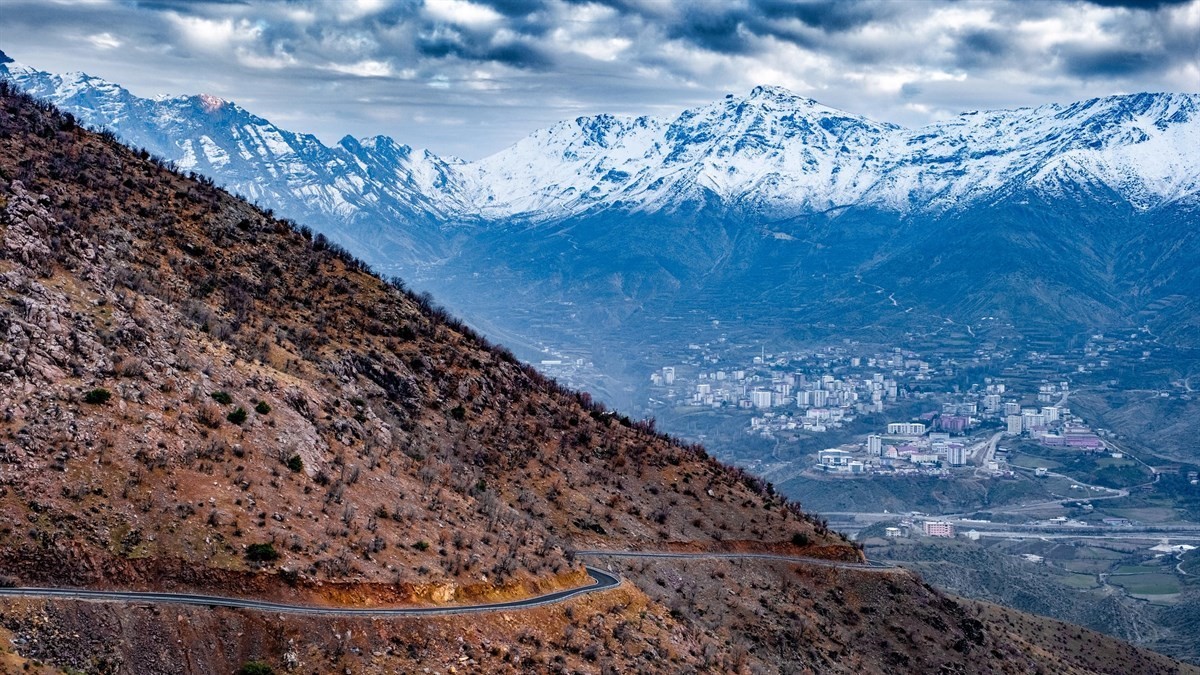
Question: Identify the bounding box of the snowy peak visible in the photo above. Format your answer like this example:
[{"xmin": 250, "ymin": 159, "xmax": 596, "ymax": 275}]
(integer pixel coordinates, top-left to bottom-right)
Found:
[
  {"xmin": 464, "ymin": 87, "xmax": 907, "ymax": 218},
  {"xmin": 0, "ymin": 57, "xmax": 469, "ymax": 235},
  {"xmin": 197, "ymin": 93, "xmax": 227, "ymax": 113},
  {"xmin": 1, "ymin": 59, "xmax": 1197, "ymax": 232}
]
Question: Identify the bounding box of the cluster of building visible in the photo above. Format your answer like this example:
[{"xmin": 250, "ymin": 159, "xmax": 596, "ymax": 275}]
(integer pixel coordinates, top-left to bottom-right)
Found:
[
  {"xmin": 815, "ymin": 425, "xmax": 972, "ymax": 475},
  {"xmin": 638, "ymin": 330, "xmax": 1168, "ymax": 495},
  {"xmin": 652, "ymin": 364, "xmax": 903, "ymax": 420},
  {"xmin": 648, "ymin": 346, "xmax": 938, "ymax": 437},
  {"xmin": 883, "ymin": 518, "xmax": 966, "ymax": 539}
]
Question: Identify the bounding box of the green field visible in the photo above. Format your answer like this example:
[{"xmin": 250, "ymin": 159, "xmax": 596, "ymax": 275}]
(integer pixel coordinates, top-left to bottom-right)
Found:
[
  {"xmin": 1009, "ymin": 453, "xmax": 1063, "ymax": 470},
  {"xmin": 1007, "ymin": 440, "xmax": 1154, "ymax": 489},
  {"xmin": 1094, "ymin": 457, "xmax": 1138, "ymax": 469},
  {"xmin": 1062, "ymin": 560, "xmax": 1116, "ymax": 574},
  {"xmin": 1109, "ymin": 573, "xmax": 1181, "ymax": 597},
  {"xmin": 1059, "ymin": 573, "xmax": 1100, "ymax": 589},
  {"xmin": 1115, "ymin": 564, "xmax": 1169, "ymax": 575},
  {"xmin": 1102, "ymin": 507, "xmax": 1180, "ymax": 523}
]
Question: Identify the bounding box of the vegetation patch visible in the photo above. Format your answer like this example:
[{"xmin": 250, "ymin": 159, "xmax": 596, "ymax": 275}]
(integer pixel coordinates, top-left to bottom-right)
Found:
[
  {"xmin": 83, "ymin": 388, "xmax": 112, "ymax": 405},
  {"xmin": 245, "ymin": 543, "xmax": 280, "ymax": 563},
  {"xmin": 237, "ymin": 662, "xmax": 274, "ymax": 675},
  {"xmin": 226, "ymin": 406, "xmax": 248, "ymax": 425}
]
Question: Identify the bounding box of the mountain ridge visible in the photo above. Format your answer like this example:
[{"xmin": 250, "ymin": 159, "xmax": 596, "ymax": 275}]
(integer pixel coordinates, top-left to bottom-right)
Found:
[{"xmin": 3, "ymin": 56, "xmax": 1196, "ymax": 234}]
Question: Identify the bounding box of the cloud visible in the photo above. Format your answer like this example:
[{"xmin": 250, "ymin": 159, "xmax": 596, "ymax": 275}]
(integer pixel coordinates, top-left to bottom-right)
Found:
[
  {"xmin": 1080, "ymin": 0, "xmax": 1192, "ymax": 8},
  {"xmin": 325, "ymin": 59, "xmax": 395, "ymax": 77},
  {"xmin": 424, "ymin": 0, "xmax": 504, "ymax": 27},
  {"xmin": 2, "ymin": 0, "xmax": 1197, "ymax": 159},
  {"xmin": 165, "ymin": 13, "xmax": 263, "ymax": 53},
  {"xmin": 88, "ymin": 32, "xmax": 123, "ymax": 49}
]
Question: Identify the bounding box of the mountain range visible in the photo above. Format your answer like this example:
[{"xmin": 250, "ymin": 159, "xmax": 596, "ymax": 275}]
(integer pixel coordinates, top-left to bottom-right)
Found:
[
  {"xmin": 6, "ymin": 52, "xmax": 1196, "ymax": 225},
  {"xmin": 4, "ymin": 51, "xmax": 1198, "ymax": 391}
]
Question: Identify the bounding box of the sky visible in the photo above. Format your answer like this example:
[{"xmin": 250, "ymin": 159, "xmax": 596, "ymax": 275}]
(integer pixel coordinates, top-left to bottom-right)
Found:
[{"xmin": 2, "ymin": 0, "xmax": 1198, "ymax": 159}]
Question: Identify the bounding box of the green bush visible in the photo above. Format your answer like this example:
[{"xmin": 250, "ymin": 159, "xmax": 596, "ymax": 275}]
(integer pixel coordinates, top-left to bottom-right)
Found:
[
  {"xmin": 450, "ymin": 405, "xmax": 466, "ymax": 421},
  {"xmin": 226, "ymin": 407, "xmax": 248, "ymax": 425},
  {"xmin": 792, "ymin": 532, "xmax": 810, "ymax": 547},
  {"xmin": 254, "ymin": 400, "xmax": 271, "ymax": 415},
  {"xmin": 246, "ymin": 543, "xmax": 279, "ymax": 562},
  {"xmin": 210, "ymin": 391, "xmax": 233, "ymax": 404},
  {"xmin": 413, "ymin": 540, "xmax": 430, "ymax": 552},
  {"xmin": 83, "ymin": 388, "xmax": 112, "ymax": 405},
  {"xmin": 237, "ymin": 661, "xmax": 274, "ymax": 675},
  {"xmin": 285, "ymin": 454, "xmax": 303, "ymax": 473}
]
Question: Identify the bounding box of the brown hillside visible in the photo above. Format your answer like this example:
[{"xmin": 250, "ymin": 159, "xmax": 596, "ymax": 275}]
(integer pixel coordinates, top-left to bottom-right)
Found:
[{"xmin": 0, "ymin": 82, "xmax": 1192, "ymax": 674}]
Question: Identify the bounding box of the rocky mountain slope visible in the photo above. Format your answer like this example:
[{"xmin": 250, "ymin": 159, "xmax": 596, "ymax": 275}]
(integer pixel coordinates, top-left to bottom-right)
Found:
[{"xmin": 0, "ymin": 81, "xmax": 1195, "ymax": 674}]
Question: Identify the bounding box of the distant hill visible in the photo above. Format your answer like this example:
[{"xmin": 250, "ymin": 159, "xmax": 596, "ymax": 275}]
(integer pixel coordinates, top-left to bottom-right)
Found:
[{"xmin": 1, "ymin": 81, "xmax": 1194, "ymax": 673}]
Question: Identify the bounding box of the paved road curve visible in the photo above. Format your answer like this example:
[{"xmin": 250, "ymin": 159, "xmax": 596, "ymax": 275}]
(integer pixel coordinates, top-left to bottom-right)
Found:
[
  {"xmin": 0, "ymin": 552, "xmax": 898, "ymax": 617},
  {"xmin": 0, "ymin": 566, "xmax": 621, "ymax": 617}
]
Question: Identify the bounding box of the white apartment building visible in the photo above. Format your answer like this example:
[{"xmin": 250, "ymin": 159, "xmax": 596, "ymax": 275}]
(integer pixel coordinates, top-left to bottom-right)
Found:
[{"xmin": 887, "ymin": 422, "xmax": 926, "ymax": 436}]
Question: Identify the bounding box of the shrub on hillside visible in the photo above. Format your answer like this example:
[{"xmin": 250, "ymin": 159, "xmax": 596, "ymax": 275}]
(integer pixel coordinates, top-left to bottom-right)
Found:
[
  {"xmin": 197, "ymin": 403, "xmax": 223, "ymax": 429},
  {"xmin": 83, "ymin": 388, "xmax": 112, "ymax": 405},
  {"xmin": 227, "ymin": 406, "xmax": 248, "ymax": 425},
  {"xmin": 246, "ymin": 543, "xmax": 279, "ymax": 563},
  {"xmin": 237, "ymin": 662, "xmax": 273, "ymax": 675}
]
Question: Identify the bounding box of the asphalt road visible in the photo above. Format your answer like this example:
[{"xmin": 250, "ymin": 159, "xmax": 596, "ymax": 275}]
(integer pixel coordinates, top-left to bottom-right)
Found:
[
  {"xmin": 0, "ymin": 552, "xmax": 898, "ymax": 616},
  {"xmin": 0, "ymin": 565, "xmax": 621, "ymax": 617},
  {"xmin": 574, "ymin": 550, "xmax": 897, "ymax": 571}
]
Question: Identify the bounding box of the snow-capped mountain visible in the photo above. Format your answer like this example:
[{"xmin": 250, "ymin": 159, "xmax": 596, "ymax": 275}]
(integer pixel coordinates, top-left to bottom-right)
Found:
[
  {"xmin": 4, "ymin": 54, "xmax": 1196, "ymax": 235},
  {"xmin": 458, "ymin": 86, "xmax": 901, "ymax": 220},
  {"xmin": 0, "ymin": 54, "xmax": 470, "ymax": 263},
  {"xmin": 460, "ymin": 85, "xmax": 1199, "ymax": 220},
  {"xmin": 3, "ymin": 51, "xmax": 1199, "ymax": 364}
]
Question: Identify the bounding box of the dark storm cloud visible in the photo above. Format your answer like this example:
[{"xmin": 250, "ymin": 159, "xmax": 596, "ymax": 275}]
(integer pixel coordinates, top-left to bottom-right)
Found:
[
  {"xmin": 1080, "ymin": 0, "xmax": 1193, "ymax": 8},
  {"xmin": 953, "ymin": 29, "xmax": 1012, "ymax": 69},
  {"xmin": 478, "ymin": 0, "xmax": 544, "ymax": 17},
  {"xmin": 3, "ymin": 0, "xmax": 1198, "ymax": 158},
  {"xmin": 1060, "ymin": 46, "xmax": 1161, "ymax": 77},
  {"xmin": 416, "ymin": 28, "xmax": 550, "ymax": 68},
  {"xmin": 764, "ymin": 0, "xmax": 886, "ymax": 32},
  {"xmin": 131, "ymin": 0, "xmax": 251, "ymax": 8},
  {"xmin": 665, "ymin": 7, "xmax": 755, "ymax": 55}
]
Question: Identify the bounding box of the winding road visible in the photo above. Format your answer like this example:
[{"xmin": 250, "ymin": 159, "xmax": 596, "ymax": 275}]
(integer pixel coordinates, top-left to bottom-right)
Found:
[
  {"xmin": 0, "ymin": 566, "xmax": 620, "ymax": 617},
  {"xmin": 0, "ymin": 552, "xmax": 898, "ymax": 616}
]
